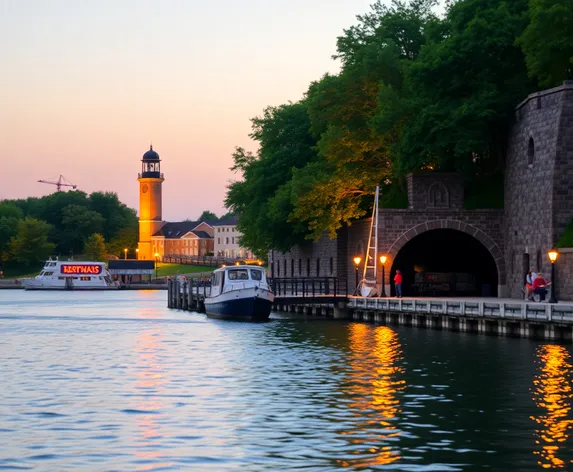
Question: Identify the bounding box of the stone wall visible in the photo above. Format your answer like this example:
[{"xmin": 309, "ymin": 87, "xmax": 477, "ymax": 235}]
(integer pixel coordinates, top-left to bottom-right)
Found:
[
  {"xmin": 555, "ymin": 249, "xmax": 573, "ymax": 302},
  {"xmin": 271, "ymin": 83, "xmax": 573, "ymax": 300},
  {"xmin": 504, "ymin": 81, "xmax": 573, "ymax": 299},
  {"xmin": 346, "ymin": 209, "xmax": 505, "ymax": 295}
]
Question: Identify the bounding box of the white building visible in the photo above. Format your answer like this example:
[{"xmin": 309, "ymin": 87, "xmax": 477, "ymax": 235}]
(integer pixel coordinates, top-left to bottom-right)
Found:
[{"xmin": 212, "ymin": 217, "xmax": 254, "ymax": 259}]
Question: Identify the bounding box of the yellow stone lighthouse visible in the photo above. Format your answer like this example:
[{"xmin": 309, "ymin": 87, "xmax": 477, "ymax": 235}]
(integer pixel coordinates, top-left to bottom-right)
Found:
[{"xmin": 137, "ymin": 145, "xmax": 165, "ymax": 260}]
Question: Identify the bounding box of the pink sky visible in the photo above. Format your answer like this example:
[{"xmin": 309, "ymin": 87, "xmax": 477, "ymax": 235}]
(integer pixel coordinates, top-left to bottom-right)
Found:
[{"xmin": 0, "ymin": 0, "xmax": 375, "ymax": 221}]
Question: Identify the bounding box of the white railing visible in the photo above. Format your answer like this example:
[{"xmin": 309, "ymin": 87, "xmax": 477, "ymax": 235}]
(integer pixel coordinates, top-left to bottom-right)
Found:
[{"xmin": 348, "ymin": 297, "xmax": 573, "ymax": 324}]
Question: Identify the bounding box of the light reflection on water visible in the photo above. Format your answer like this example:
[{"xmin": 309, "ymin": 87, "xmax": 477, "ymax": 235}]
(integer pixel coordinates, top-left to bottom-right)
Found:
[
  {"xmin": 531, "ymin": 344, "xmax": 573, "ymax": 469},
  {"xmin": 0, "ymin": 290, "xmax": 572, "ymax": 471},
  {"xmin": 338, "ymin": 324, "xmax": 405, "ymax": 468}
]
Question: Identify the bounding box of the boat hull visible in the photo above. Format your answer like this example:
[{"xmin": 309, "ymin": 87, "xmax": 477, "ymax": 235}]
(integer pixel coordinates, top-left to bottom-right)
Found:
[
  {"xmin": 21, "ymin": 280, "xmax": 118, "ymax": 290},
  {"xmin": 204, "ymin": 290, "xmax": 274, "ymax": 321}
]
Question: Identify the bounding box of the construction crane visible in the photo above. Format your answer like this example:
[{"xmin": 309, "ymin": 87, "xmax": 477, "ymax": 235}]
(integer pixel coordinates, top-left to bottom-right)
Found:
[{"xmin": 38, "ymin": 175, "xmax": 78, "ymax": 192}]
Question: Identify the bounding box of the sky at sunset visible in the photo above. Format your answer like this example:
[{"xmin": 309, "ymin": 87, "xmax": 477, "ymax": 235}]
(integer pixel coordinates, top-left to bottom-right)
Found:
[{"xmin": 1, "ymin": 0, "xmax": 376, "ymax": 221}]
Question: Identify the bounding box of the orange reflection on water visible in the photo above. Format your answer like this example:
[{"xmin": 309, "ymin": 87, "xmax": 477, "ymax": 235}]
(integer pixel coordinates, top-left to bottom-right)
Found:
[
  {"xmin": 132, "ymin": 307, "xmax": 172, "ymax": 471},
  {"xmin": 338, "ymin": 323, "xmax": 405, "ymax": 467},
  {"xmin": 531, "ymin": 344, "xmax": 573, "ymax": 469}
]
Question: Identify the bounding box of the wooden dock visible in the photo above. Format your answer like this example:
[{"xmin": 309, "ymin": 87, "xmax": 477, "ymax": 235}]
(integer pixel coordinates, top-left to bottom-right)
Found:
[{"xmin": 166, "ymin": 276, "xmax": 573, "ymax": 341}]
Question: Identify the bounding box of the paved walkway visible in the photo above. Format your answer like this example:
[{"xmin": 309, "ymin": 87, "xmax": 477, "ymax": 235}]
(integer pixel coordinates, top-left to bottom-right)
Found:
[{"xmin": 349, "ymin": 295, "xmax": 573, "ymax": 306}]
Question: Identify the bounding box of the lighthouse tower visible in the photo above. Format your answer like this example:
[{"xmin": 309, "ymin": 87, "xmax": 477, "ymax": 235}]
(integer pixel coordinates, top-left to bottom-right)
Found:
[{"xmin": 137, "ymin": 145, "xmax": 165, "ymax": 260}]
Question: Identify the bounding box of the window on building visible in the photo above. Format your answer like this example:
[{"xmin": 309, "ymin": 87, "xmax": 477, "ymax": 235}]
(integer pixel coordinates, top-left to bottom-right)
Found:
[
  {"xmin": 218, "ymin": 238, "xmax": 220, "ymax": 244},
  {"xmin": 528, "ymin": 137, "xmax": 534, "ymax": 165},
  {"xmin": 277, "ymin": 260, "xmax": 280, "ymax": 277},
  {"xmin": 226, "ymin": 237, "xmax": 229, "ymax": 244},
  {"xmin": 284, "ymin": 260, "xmax": 287, "ymax": 277},
  {"xmin": 299, "ymin": 258, "xmax": 302, "ymax": 276},
  {"xmin": 232, "ymin": 237, "xmax": 235, "ymax": 244},
  {"xmin": 317, "ymin": 258, "xmax": 320, "ymax": 277},
  {"xmin": 307, "ymin": 258, "xmax": 310, "ymax": 277},
  {"xmin": 537, "ymin": 250, "xmax": 541, "ymax": 272},
  {"xmin": 330, "ymin": 257, "xmax": 334, "ymax": 275},
  {"xmin": 291, "ymin": 259, "xmax": 294, "ymax": 277}
]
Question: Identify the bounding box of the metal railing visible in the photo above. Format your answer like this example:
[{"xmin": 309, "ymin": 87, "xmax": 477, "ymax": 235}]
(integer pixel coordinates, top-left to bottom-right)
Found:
[
  {"xmin": 163, "ymin": 254, "xmax": 258, "ymax": 266},
  {"xmin": 269, "ymin": 277, "xmax": 347, "ymax": 298}
]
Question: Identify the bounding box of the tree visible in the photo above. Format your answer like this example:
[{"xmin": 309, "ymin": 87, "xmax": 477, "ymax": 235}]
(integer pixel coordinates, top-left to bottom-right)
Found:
[
  {"xmin": 60, "ymin": 204, "xmax": 106, "ymax": 254},
  {"xmin": 198, "ymin": 211, "xmax": 218, "ymax": 221},
  {"xmin": 519, "ymin": 0, "xmax": 573, "ymax": 87},
  {"xmin": 106, "ymin": 226, "xmax": 138, "ymax": 259},
  {"xmin": 0, "ymin": 203, "xmax": 24, "ymax": 263},
  {"xmin": 7, "ymin": 217, "xmax": 55, "ymax": 266},
  {"xmin": 0, "ymin": 217, "xmax": 19, "ymax": 263},
  {"xmin": 225, "ymin": 101, "xmax": 318, "ymax": 255},
  {"xmin": 84, "ymin": 233, "xmax": 107, "ymax": 262}
]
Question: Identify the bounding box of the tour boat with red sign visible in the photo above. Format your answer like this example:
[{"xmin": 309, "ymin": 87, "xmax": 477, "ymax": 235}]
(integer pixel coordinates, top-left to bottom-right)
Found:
[{"xmin": 22, "ymin": 257, "xmax": 119, "ymax": 290}]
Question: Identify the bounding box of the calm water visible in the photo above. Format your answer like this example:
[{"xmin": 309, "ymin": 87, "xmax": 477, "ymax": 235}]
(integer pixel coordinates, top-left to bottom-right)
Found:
[{"xmin": 0, "ymin": 291, "xmax": 572, "ymax": 471}]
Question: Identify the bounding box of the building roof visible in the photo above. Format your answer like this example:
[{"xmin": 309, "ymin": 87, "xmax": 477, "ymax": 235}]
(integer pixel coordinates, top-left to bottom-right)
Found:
[
  {"xmin": 142, "ymin": 145, "xmax": 160, "ymax": 161},
  {"xmin": 193, "ymin": 230, "xmax": 212, "ymax": 239},
  {"xmin": 108, "ymin": 260, "xmax": 155, "ymax": 270},
  {"xmin": 152, "ymin": 221, "xmax": 213, "ymax": 239},
  {"xmin": 210, "ymin": 216, "xmax": 239, "ymax": 226}
]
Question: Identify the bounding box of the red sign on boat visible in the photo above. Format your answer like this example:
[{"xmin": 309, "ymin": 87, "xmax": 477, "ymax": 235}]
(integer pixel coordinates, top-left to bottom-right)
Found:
[{"xmin": 61, "ymin": 264, "xmax": 103, "ymax": 275}]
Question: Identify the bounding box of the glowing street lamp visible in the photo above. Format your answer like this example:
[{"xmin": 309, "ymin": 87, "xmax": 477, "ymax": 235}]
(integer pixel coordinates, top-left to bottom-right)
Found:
[
  {"xmin": 135, "ymin": 248, "xmax": 139, "ymax": 260},
  {"xmin": 379, "ymin": 255, "xmax": 388, "ymax": 297},
  {"xmin": 548, "ymin": 249, "xmax": 559, "ymax": 304},
  {"xmin": 353, "ymin": 256, "xmax": 362, "ymax": 291},
  {"xmin": 124, "ymin": 248, "xmax": 128, "ymax": 260},
  {"xmin": 154, "ymin": 252, "xmax": 159, "ymax": 280}
]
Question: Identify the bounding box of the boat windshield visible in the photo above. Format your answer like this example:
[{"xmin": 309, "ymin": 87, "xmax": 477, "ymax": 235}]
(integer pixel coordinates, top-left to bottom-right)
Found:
[
  {"xmin": 250, "ymin": 269, "xmax": 263, "ymax": 281},
  {"xmin": 227, "ymin": 269, "xmax": 249, "ymax": 281}
]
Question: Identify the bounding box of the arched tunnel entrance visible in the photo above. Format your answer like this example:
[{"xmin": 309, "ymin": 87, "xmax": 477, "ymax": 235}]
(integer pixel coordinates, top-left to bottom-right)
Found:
[{"xmin": 390, "ymin": 229, "xmax": 499, "ymax": 297}]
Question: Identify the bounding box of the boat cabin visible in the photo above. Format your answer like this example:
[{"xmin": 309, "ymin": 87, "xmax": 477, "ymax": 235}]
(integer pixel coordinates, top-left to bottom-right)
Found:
[{"xmin": 209, "ymin": 265, "xmax": 269, "ymax": 297}]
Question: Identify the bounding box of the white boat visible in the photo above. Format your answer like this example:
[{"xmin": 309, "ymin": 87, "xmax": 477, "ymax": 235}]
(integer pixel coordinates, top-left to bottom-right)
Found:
[
  {"xmin": 21, "ymin": 257, "xmax": 119, "ymax": 290},
  {"xmin": 204, "ymin": 265, "xmax": 275, "ymax": 321}
]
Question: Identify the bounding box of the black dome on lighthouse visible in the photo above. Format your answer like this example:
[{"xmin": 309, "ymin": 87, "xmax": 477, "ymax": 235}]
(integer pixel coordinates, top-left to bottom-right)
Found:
[{"xmin": 142, "ymin": 145, "xmax": 160, "ymax": 161}]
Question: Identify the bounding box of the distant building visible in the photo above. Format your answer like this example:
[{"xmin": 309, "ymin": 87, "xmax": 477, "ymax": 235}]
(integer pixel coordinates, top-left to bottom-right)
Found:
[
  {"xmin": 151, "ymin": 221, "xmax": 214, "ymax": 258},
  {"xmin": 136, "ymin": 146, "xmax": 250, "ymax": 261},
  {"xmin": 212, "ymin": 217, "xmax": 254, "ymax": 259}
]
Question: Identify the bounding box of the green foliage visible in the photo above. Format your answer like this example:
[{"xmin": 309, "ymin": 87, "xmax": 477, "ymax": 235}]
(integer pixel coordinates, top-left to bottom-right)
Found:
[
  {"xmin": 518, "ymin": 0, "xmax": 573, "ymax": 87},
  {"xmin": 8, "ymin": 217, "xmax": 56, "ymax": 266},
  {"xmin": 84, "ymin": 233, "xmax": 107, "ymax": 262},
  {"xmin": 226, "ymin": 102, "xmax": 318, "ymax": 255},
  {"xmin": 198, "ymin": 211, "xmax": 218, "ymax": 221},
  {"xmin": 2, "ymin": 191, "xmax": 137, "ymax": 257},
  {"xmin": 0, "ymin": 202, "xmax": 24, "ymax": 220},
  {"xmin": 106, "ymin": 226, "xmax": 138, "ymax": 259},
  {"xmin": 556, "ymin": 220, "xmax": 573, "ymax": 248},
  {"xmin": 226, "ymin": 0, "xmax": 564, "ymax": 255}
]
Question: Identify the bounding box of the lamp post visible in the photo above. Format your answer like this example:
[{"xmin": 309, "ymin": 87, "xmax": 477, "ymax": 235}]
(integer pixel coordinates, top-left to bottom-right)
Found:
[
  {"xmin": 135, "ymin": 248, "xmax": 139, "ymax": 260},
  {"xmin": 124, "ymin": 248, "xmax": 128, "ymax": 260},
  {"xmin": 548, "ymin": 248, "xmax": 558, "ymax": 304},
  {"xmin": 353, "ymin": 256, "xmax": 362, "ymax": 292},
  {"xmin": 380, "ymin": 255, "xmax": 387, "ymax": 297},
  {"xmin": 154, "ymin": 252, "xmax": 159, "ymax": 280}
]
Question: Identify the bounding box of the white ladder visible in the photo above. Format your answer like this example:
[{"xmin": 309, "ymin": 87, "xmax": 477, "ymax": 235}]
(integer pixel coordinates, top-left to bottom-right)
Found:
[{"xmin": 358, "ymin": 186, "xmax": 379, "ymax": 295}]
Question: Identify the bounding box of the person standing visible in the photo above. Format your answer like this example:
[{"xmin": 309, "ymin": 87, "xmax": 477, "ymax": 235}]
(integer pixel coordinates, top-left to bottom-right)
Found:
[{"xmin": 394, "ymin": 270, "xmax": 403, "ymax": 298}]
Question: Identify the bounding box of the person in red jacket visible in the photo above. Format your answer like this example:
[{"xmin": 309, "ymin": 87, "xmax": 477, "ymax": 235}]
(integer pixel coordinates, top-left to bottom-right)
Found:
[
  {"xmin": 533, "ymin": 273, "xmax": 551, "ymax": 302},
  {"xmin": 394, "ymin": 270, "xmax": 403, "ymax": 298}
]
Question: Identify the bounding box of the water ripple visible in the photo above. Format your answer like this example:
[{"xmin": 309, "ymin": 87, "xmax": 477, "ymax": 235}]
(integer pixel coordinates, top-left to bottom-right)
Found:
[{"xmin": 0, "ymin": 290, "xmax": 572, "ymax": 470}]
